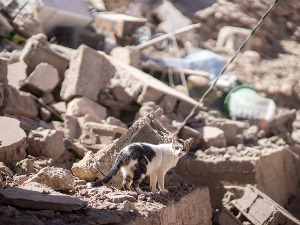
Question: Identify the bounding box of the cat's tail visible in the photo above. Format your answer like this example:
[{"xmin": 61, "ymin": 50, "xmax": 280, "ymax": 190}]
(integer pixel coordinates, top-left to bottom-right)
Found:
[{"xmin": 86, "ymin": 156, "xmax": 123, "ymax": 188}]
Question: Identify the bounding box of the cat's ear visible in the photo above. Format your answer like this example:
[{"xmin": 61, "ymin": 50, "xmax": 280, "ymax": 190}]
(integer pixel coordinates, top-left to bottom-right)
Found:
[
  {"xmin": 185, "ymin": 138, "xmax": 194, "ymax": 149},
  {"xmin": 172, "ymin": 134, "xmax": 179, "ymax": 142}
]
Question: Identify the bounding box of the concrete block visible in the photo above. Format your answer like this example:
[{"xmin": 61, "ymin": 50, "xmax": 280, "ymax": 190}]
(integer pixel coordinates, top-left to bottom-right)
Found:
[
  {"xmin": 51, "ymin": 101, "xmax": 67, "ymax": 114},
  {"xmin": 110, "ymin": 46, "xmax": 140, "ymax": 68},
  {"xmin": 40, "ymin": 107, "xmax": 51, "ymax": 122},
  {"xmin": 26, "ymin": 63, "xmax": 60, "ymax": 94},
  {"xmin": 0, "ymin": 57, "xmax": 8, "ymax": 84},
  {"xmin": 25, "ymin": 166, "xmax": 75, "ymax": 191},
  {"xmin": 0, "ymin": 183, "xmax": 87, "ymax": 211},
  {"xmin": 60, "ymin": 45, "xmax": 115, "ymax": 102},
  {"xmin": 72, "ymin": 151, "xmax": 98, "ymax": 181},
  {"xmin": 64, "ymin": 115, "xmax": 81, "ymax": 139},
  {"xmin": 198, "ymin": 126, "xmax": 227, "ymax": 149},
  {"xmin": 7, "ymin": 61, "xmax": 27, "ymax": 89},
  {"xmin": 0, "ymin": 84, "xmax": 39, "ymax": 119},
  {"xmin": 79, "ymin": 122, "xmax": 127, "ymax": 150},
  {"xmin": 176, "ymin": 147, "xmax": 300, "ymax": 209},
  {"xmin": 20, "ymin": 34, "xmax": 69, "ymax": 79},
  {"xmin": 77, "ymin": 114, "xmax": 102, "ymax": 129},
  {"xmin": 27, "ymin": 129, "xmax": 65, "ymax": 160},
  {"xmin": 66, "ymin": 97, "xmax": 107, "ymax": 121},
  {"xmin": 231, "ymin": 185, "xmax": 300, "ymax": 225},
  {"xmin": 0, "ymin": 117, "xmax": 27, "ymax": 164},
  {"xmin": 208, "ymin": 119, "xmax": 246, "ymax": 146},
  {"xmin": 212, "ymin": 208, "xmax": 242, "ymax": 225},
  {"xmin": 217, "ymin": 26, "xmax": 252, "ymax": 51},
  {"xmin": 40, "ymin": 92, "xmax": 55, "ymax": 105}
]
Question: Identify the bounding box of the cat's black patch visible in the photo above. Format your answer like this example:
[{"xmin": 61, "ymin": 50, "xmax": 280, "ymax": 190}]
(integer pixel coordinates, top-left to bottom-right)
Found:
[{"xmin": 127, "ymin": 144, "xmax": 156, "ymax": 163}]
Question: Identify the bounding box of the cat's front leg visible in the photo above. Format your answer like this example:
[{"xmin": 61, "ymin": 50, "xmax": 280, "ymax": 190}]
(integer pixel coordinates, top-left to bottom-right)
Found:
[
  {"xmin": 150, "ymin": 173, "xmax": 158, "ymax": 192},
  {"xmin": 157, "ymin": 171, "xmax": 169, "ymax": 194}
]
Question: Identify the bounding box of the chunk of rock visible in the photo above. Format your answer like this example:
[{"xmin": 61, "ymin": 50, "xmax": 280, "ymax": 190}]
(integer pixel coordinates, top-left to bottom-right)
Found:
[
  {"xmin": 229, "ymin": 185, "xmax": 300, "ymax": 225},
  {"xmin": 7, "ymin": 61, "xmax": 27, "ymax": 89},
  {"xmin": 110, "ymin": 46, "xmax": 140, "ymax": 68},
  {"xmin": 0, "ymin": 117, "xmax": 27, "ymax": 164},
  {"xmin": 80, "ymin": 122, "xmax": 127, "ymax": 150},
  {"xmin": 25, "ymin": 166, "xmax": 75, "ymax": 191},
  {"xmin": 20, "ymin": 34, "xmax": 69, "ymax": 78},
  {"xmin": 217, "ymin": 26, "xmax": 252, "ymax": 51},
  {"xmin": 0, "ymin": 84, "xmax": 39, "ymax": 119},
  {"xmin": 107, "ymin": 194, "xmax": 137, "ymax": 203},
  {"xmin": 72, "ymin": 151, "xmax": 97, "ymax": 181},
  {"xmin": 27, "ymin": 129, "xmax": 65, "ymax": 160},
  {"xmin": 0, "ymin": 183, "xmax": 86, "ymax": 211},
  {"xmin": 61, "ymin": 44, "xmax": 114, "ymax": 101},
  {"xmin": 0, "ymin": 162, "xmax": 13, "ymax": 177},
  {"xmin": 198, "ymin": 126, "xmax": 227, "ymax": 149},
  {"xmin": 26, "ymin": 63, "xmax": 60, "ymax": 94},
  {"xmin": 66, "ymin": 97, "xmax": 107, "ymax": 121}
]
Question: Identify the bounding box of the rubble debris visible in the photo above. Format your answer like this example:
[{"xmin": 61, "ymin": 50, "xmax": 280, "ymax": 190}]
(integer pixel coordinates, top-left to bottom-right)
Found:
[
  {"xmin": 0, "ymin": 117, "xmax": 27, "ymax": 164},
  {"xmin": 25, "ymin": 63, "xmax": 60, "ymax": 95},
  {"xmin": 7, "ymin": 61, "xmax": 27, "ymax": 89},
  {"xmin": 177, "ymin": 146, "xmax": 300, "ymax": 209},
  {"xmin": 212, "ymin": 207, "xmax": 242, "ymax": 225},
  {"xmin": 66, "ymin": 97, "xmax": 107, "ymax": 121},
  {"xmin": 27, "ymin": 128, "xmax": 65, "ymax": 160},
  {"xmin": 152, "ymin": 1, "xmax": 192, "ymax": 34},
  {"xmin": 80, "ymin": 122, "xmax": 127, "ymax": 150},
  {"xmin": 72, "ymin": 151, "xmax": 98, "ymax": 181},
  {"xmin": 64, "ymin": 115, "xmax": 81, "ymax": 140},
  {"xmin": 25, "ymin": 166, "xmax": 75, "ymax": 191},
  {"xmin": 20, "ymin": 34, "xmax": 69, "ymax": 78},
  {"xmin": 0, "ymin": 57, "xmax": 8, "ymax": 84},
  {"xmin": 217, "ymin": 26, "xmax": 252, "ymax": 51},
  {"xmin": 61, "ymin": 45, "xmax": 112, "ymax": 102},
  {"xmin": 228, "ymin": 185, "xmax": 300, "ymax": 225},
  {"xmin": 13, "ymin": 12, "xmax": 43, "ymax": 38},
  {"xmin": 110, "ymin": 46, "xmax": 141, "ymax": 68},
  {"xmin": 0, "ymin": 183, "xmax": 86, "ymax": 211},
  {"xmin": 199, "ymin": 126, "xmax": 227, "ymax": 149}
]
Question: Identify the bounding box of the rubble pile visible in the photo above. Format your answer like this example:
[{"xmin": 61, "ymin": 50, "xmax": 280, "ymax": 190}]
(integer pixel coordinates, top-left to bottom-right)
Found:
[{"xmin": 0, "ymin": 0, "xmax": 300, "ymax": 224}]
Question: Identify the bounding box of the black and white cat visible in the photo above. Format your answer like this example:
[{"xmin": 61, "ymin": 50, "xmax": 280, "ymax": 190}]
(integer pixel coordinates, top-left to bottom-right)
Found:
[{"xmin": 87, "ymin": 134, "xmax": 193, "ymax": 194}]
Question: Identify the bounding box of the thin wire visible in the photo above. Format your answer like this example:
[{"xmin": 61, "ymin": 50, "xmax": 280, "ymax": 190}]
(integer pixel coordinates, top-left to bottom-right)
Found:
[
  {"xmin": 175, "ymin": 0, "xmax": 279, "ymax": 135},
  {"xmin": 162, "ymin": 0, "xmax": 189, "ymax": 96}
]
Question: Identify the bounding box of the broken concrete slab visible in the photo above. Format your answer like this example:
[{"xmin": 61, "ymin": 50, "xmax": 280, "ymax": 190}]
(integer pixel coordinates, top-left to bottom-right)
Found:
[
  {"xmin": 0, "ymin": 84, "xmax": 39, "ymax": 119},
  {"xmin": 66, "ymin": 97, "xmax": 107, "ymax": 121},
  {"xmin": 60, "ymin": 44, "xmax": 114, "ymax": 102},
  {"xmin": 110, "ymin": 46, "xmax": 141, "ymax": 68},
  {"xmin": 217, "ymin": 26, "xmax": 252, "ymax": 51},
  {"xmin": 0, "ymin": 183, "xmax": 87, "ymax": 211},
  {"xmin": 198, "ymin": 126, "xmax": 227, "ymax": 149},
  {"xmin": 230, "ymin": 185, "xmax": 300, "ymax": 225},
  {"xmin": 51, "ymin": 101, "xmax": 67, "ymax": 114},
  {"xmin": 27, "ymin": 128, "xmax": 65, "ymax": 160},
  {"xmin": 0, "ymin": 117, "xmax": 27, "ymax": 164},
  {"xmin": 0, "ymin": 162, "xmax": 13, "ymax": 177},
  {"xmin": 24, "ymin": 166, "xmax": 75, "ymax": 191},
  {"xmin": 64, "ymin": 115, "xmax": 81, "ymax": 139},
  {"xmin": 26, "ymin": 63, "xmax": 60, "ymax": 94},
  {"xmin": 20, "ymin": 34, "xmax": 69, "ymax": 79},
  {"xmin": 80, "ymin": 122, "xmax": 127, "ymax": 150},
  {"xmin": 176, "ymin": 146, "xmax": 300, "ymax": 209},
  {"xmin": 72, "ymin": 151, "xmax": 98, "ymax": 181},
  {"xmin": 7, "ymin": 61, "xmax": 27, "ymax": 89}
]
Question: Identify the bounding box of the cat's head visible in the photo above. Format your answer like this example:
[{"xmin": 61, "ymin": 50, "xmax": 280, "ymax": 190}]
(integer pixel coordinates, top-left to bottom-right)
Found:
[{"xmin": 171, "ymin": 134, "xmax": 194, "ymax": 157}]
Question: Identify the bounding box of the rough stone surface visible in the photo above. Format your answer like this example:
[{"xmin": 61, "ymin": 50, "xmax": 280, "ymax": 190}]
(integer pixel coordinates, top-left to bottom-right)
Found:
[
  {"xmin": 230, "ymin": 185, "xmax": 300, "ymax": 225},
  {"xmin": 72, "ymin": 151, "xmax": 97, "ymax": 181},
  {"xmin": 27, "ymin": 129, "xmax": 65, "ymax": 160},
  {"xmin": 217, "ymin": 26, "xmax": 252, "ymax": 51},
  {"xmin": 0, "ymin": 183, "xmax": 86, "ymax": 211},
  {"xmin": 60, "ymin": 45, "xmax": 114, "ymax": 101},
  {"xmin": 198, "ymin": 126, "xmax": 227, "ymax": 149},
  {"xmin": 25, "ymin": 167, "xmax": 75, "ymax": 191},
  {"xmin": 26, "ymin": 63, "xmax": 60, "ymax": 94},
  {"xmin": 176, "ymin": 146, "xmax": 300, "ymax": 209},
  {"xmin": 64, "ymin": 115, "xmax": 81, "ymax": 139},
  {"xmin": 212, "ymin": 208, "xmax": 242, "ymax": 225},
  {"xmin": 110, "ymin": 46, "xmax": 140, "ymax": 68},
  {"xmin": 80, "ymin": 122, "xmax": 127, "ymax": 150},
  {"xmin": 0, "ymin": 117, "xmax": 27, "ymax": 164},
  {"xmin": 7, "ymin": 61, "xmax": 27, "ymax": 89},
  {"xmin": 66, "ymin": 97, "xmax": 107, "ymax": 121},
  {"xmin": 20, "ymin": 34, "xmax": 69, "ymax": 78},
  {"xmin": 0, "ymin": 84, "xmax": 39, "ymax": 119}
]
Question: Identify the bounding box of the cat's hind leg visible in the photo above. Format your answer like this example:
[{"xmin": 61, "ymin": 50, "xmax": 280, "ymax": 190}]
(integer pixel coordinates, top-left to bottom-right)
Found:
[
  {"xmin": 130, "ymin": 162, "xmax": 147, "ymax": 195},
  {"xmin": 122, "ymin": 175, "xmax": 132, "ymax": 191},
  {"xmin": 150, "ymin": 173, "xmax": 158, "ymax": 192}
]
